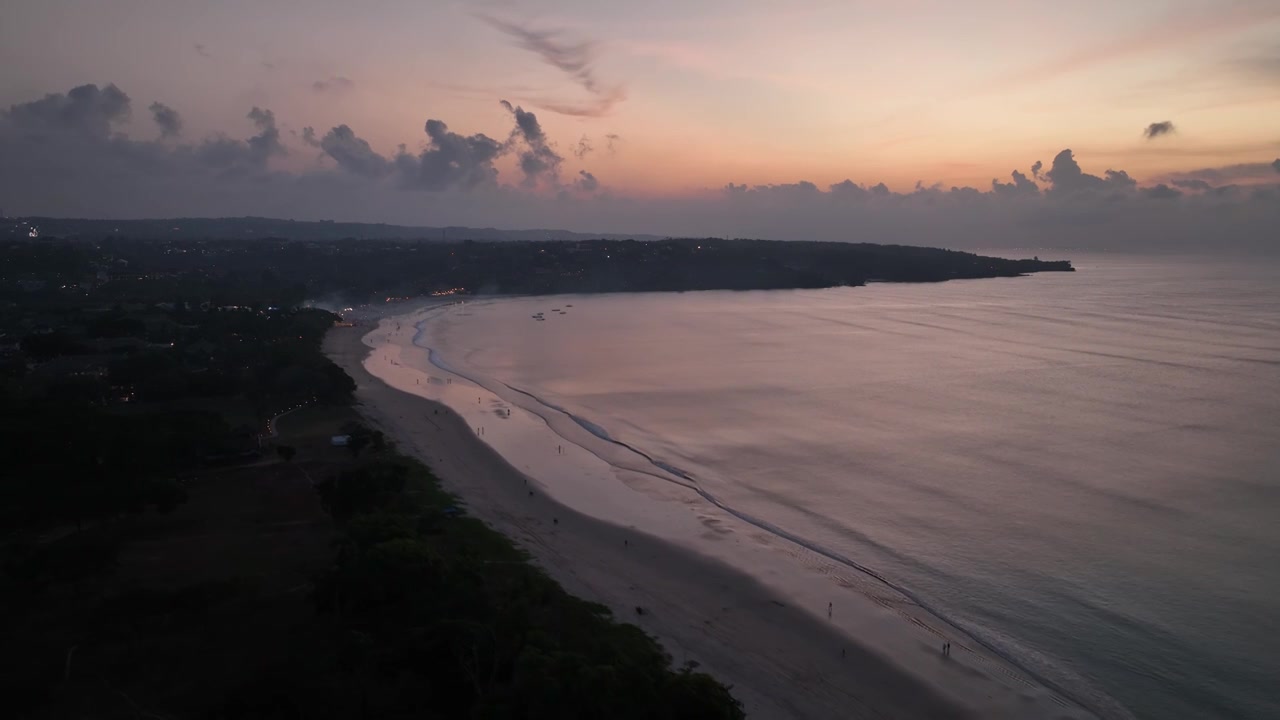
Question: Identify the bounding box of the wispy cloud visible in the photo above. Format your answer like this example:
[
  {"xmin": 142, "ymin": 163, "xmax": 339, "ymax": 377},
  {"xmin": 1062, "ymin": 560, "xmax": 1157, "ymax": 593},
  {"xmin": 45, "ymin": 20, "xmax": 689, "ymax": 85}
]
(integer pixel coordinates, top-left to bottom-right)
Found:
[
  {"xmin": 194, "ymin": 43, "xmax": 211, "ymax": 58},
  {"xmin": 477, "ymin": 14, "xmax": 626, "ymax": 117},
  {"xmin": 1143, "ymin": 121, "xmax": 1176, "ymax": 140},
  {"xmin": 997, "ymin": 2, "xmax": 1280, "ymax": 90},
  {"xmin": 1161, "ymin": 159, "xmax": 1280, "ymax": 185},
  {"xmin": 312, "ymin": 76, "xmax": 354, "ymax": 93}
]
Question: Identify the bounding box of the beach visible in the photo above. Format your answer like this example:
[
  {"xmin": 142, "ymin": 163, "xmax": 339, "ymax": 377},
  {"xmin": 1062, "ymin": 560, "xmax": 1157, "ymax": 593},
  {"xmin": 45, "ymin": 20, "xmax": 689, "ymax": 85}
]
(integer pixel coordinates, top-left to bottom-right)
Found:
[{"xmin": 324, "ymin": 303, "xmax": 1099, "ymax": 720}]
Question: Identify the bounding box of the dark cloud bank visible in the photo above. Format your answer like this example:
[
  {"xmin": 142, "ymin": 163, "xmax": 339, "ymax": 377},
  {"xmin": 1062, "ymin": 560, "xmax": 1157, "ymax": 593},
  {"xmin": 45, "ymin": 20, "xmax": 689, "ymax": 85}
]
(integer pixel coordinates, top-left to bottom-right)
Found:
[{"xmin": 2, "ymin": 83, "xmax": 1278, "ymax": 252}]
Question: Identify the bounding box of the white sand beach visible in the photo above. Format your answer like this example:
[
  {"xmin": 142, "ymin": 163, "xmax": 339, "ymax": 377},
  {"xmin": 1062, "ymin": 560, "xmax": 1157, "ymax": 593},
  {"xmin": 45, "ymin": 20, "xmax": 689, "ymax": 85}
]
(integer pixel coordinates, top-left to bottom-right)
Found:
[{"xmin": 325, "ymin": 303, "xmax": 1097, "ymax": 720}]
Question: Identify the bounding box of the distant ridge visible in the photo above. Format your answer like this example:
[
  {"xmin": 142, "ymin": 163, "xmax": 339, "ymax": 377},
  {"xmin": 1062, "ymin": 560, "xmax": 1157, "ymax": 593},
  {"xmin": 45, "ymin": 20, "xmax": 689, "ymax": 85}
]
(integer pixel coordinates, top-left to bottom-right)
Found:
[{"xmin": 3, "ymin": 216, "xmax": 664, "ymax": 242}]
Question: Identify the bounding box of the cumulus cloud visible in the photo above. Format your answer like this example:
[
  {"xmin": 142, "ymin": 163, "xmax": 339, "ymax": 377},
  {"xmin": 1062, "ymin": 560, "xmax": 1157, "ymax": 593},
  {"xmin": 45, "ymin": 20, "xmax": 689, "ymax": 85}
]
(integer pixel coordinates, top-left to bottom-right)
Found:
[
  {"xmin": 828, "ymin": 179, "xmax": 867, "ymax": 199},
  {"xmin": 576, "ymin": 170, "xmax": 599, "ymax": 192},
  {"xmin": 1043, "ymin": 149, "xmax": 1136, "ymax": 194},
  {"xmin": 5, "ymin": 83, "xmax": 130, "ymax": 137},
  {"xmin": 500, "ymin": 100, "xmax": 563, "ymax": 187},
  {"xmin": 1142, "ymin": 183, "xmax": 1182, "ymax": 199},
  {"xmin": 3, "ymin": 82, "xmax": 1278, "ymax": 253},
  {"xmin": 1143, "ymin": 121, "xmax": 1176, "ymax": 139},
  {"xmin": 189, "ymin": 107, "xmax": 284, "ymax": 173},
  {"xmin": 149, "ymin": 102, "xmax": 182, "ymax": 139},
  {"xmin": 394, "ymin": 119, "xmax": 505, "ymax": 190},
  {"xmin": 991, "ymin": 169, "xmax": 1040, "ymax": 196},
  {"xmin": 479, "ymin": 15, "xmax": 625, "ymax": 117},
  {"xmin": 312, "ymin": 76, "xmax": 354, "ymax": 93},
  {"xmin": 318, "ymin": 125, "xmax": 390, "ymax": 178}
]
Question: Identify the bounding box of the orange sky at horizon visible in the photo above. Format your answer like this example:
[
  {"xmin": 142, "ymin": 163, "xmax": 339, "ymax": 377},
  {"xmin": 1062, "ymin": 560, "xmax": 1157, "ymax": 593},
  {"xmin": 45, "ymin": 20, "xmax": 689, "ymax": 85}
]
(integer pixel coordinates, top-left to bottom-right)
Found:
[{"xmin": 2, "ymin": 0, "xmax": 1278, "ymax": 196}]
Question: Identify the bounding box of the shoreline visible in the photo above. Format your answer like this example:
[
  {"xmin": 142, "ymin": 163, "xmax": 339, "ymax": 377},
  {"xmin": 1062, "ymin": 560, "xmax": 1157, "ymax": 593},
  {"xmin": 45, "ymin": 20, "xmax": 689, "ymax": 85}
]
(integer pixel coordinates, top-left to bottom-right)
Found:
[{"xmin": 326, "ymin": 304, "xmax": 1097, "ymax": 719}]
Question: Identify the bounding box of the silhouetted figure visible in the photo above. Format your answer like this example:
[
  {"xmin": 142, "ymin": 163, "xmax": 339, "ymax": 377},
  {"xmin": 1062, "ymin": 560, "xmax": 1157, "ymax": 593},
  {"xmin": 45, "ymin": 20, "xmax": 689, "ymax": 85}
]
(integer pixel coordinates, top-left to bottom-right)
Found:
[{"xmin": 828, "ymin": 602, "xmax": 832, "ymax": 619}]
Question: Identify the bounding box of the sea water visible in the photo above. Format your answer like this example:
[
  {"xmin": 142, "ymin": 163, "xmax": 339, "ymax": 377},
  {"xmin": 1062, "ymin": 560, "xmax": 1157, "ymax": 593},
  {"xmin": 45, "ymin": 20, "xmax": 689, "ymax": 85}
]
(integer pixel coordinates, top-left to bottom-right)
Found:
[{"xmin": 415, "ymin": 254, "xmax": 1280, "ymax": 719}]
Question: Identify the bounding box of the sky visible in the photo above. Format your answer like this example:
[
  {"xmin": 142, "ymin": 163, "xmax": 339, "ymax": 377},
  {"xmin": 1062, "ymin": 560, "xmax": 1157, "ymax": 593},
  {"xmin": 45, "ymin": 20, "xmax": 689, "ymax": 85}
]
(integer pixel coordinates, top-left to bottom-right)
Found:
[{"xmin": 1, "ymin": 0, "xmax": 1278, "ymax": 249}]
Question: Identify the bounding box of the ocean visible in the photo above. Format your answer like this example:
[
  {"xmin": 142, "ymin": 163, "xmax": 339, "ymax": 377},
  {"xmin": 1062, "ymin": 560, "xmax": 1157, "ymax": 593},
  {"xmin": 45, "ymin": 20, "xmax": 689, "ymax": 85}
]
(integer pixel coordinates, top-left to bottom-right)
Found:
[{"xmin": 412, "ymin": 254, "xmax": 1280, "ymax": 719}]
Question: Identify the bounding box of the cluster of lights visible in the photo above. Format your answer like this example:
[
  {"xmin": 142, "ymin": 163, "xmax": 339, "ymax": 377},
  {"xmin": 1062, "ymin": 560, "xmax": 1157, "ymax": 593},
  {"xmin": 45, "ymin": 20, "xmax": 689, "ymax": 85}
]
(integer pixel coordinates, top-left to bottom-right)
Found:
[{"xmin": 263, "ymin": 396, "xmax": 318, "ymax": 437}]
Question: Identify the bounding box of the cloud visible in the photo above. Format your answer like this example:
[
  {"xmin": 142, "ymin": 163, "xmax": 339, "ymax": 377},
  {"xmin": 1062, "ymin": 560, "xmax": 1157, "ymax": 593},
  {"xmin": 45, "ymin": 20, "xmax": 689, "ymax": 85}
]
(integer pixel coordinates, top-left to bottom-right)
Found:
[
  {"xmin": 828, "ymin": 179, "xmax": 867, "ymax": 199},
  {"xmin": 576, "ymin": 170, "xmax": 599, "ymax": 192},
  {"xmin": 195, "ymin": 107, "xmax": 284, "ymax": 171},
  {"xmin": 1043, "ymin": 149, "xmax": 1136, "ymax": 194},
  {"xmin": 991, "ymin": 169, "xmax": 1040, "ymax": 196},
  {"xmin": 479, "ymin": 15, "xmax": 625, "ymax": 116},
  {"xmin": 1142, "ymin": 183, "xmax": 1182, "ymax": 199},
  {"xmin": 318, "ymin": 125, "xmax": 390, "ymax": 178},
  {"xmin": 500, "ymin": 100, "xmax": 563, "ymax": 188},
  {"xmin": 1164, "ymin": 161, "xmax": 1280, "ymax": 185},
  {"xmin": 312, "ymin": 76, "xmax": 354, "ymax": 93},
  {"xmin": 393, "ymin": 119, "xmax": 505, "ymax": 190},
  {"xmin": 605, "ymin": 133, "xmax": 621, "ymax": 154},
  {"xmin": 573, "ymin": 135, "xmax": 592, "ymax": 159},
  {"xmin": 1143, "ymin": 121, "xmax": 1176, "ymax": 139},
  {"xmin": 5, "ymin": 83, "xmax": 130, "ymax": 137},
  {"xmin": 995, "ymin": 4, "xmax": 1280, "ymax": 91},
  {"xmin": 247, "ymin": 108, "xmax": 283, "ymax": 159},
  {"xmin": 194, "ymin": 43, "xmax": 211, "ymax": 58},
  {"xmin": 3, "ymin": 82, "xmax": 1278, "ymax": 254},
  {"xmin": 149, "ymin": 102, "xmax": 182, "ymax": 139}
]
